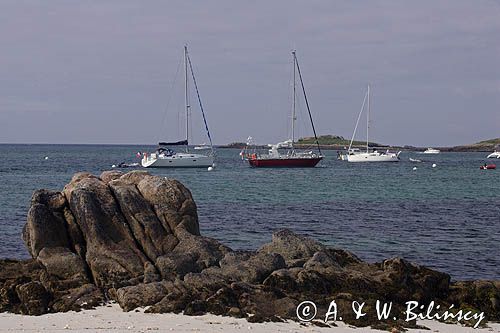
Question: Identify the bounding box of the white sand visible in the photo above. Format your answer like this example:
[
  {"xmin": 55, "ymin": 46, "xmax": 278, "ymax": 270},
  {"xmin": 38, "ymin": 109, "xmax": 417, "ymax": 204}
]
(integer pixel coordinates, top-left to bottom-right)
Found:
[{"xmin": 0, "ymin": 303, "xmax": 498, "ymax": 333}]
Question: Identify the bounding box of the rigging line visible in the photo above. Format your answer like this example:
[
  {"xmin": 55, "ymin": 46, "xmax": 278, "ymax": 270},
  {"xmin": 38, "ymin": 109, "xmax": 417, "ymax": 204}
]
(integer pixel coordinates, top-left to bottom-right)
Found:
[
  {"xmin": 293, "ymin": 51, "xmax": 322, "ymax": 155},
  {"xmin": 348, "ymin": 88, "xmax": 368, "ymax": 151},
  {"xmin": 186, "ymin": 52, "xmax": 215, "ymax": 155},
  {"xmin": 297, "ymin": 83, "xmax": 312, "ymax": 142},
  {"xmin": 294, "ymin": 90, "xmax": 305, "ymax": 142},
  {"xmin": 366, "ymin": 84, "xmax": 370, "ymax": 153},
  {"xmin": 295, "ymin": 74, "xmax": 310, "ymax": 146},
  {"xmin": 184, "ymin": 46, "xmax": 190, "ymax": 150},
  {"xmin": 158, "ymin": 53, "xmax": 183, "ymax": 142},
  {"xmin": 286, "ymin": 57, "xmax": 294, "ymax": 141},
  {"xmin": 291, "ymin": 52, "xmax": 296, "ymax": 147}
]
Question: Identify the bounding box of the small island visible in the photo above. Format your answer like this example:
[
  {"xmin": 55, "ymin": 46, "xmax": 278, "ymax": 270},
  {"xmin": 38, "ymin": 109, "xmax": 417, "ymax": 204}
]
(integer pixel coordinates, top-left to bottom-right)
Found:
[
  {"xmin": 296, "ymin": 135, "xmax": 382, "ymax": 149},
  {"xmin": 445, "ymin": 138, "xmax": 500, "ymax": 152},
  {"xmin": 218, "ymin": 136, "xmax": 500, "ymax": 152}
]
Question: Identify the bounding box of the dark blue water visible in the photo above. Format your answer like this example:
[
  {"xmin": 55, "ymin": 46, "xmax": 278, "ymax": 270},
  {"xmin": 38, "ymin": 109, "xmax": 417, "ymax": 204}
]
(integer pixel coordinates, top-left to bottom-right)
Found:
[{"xmin": 0, "ymin": 144, "xmax": 498, "ymax": 280}]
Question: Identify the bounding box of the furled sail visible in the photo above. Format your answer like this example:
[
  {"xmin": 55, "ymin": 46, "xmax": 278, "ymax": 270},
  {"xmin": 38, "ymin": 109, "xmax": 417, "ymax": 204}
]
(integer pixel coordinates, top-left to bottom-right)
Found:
[{"xmin": 158, "ymin": 139, "xmax": 188, "ymax": 146}]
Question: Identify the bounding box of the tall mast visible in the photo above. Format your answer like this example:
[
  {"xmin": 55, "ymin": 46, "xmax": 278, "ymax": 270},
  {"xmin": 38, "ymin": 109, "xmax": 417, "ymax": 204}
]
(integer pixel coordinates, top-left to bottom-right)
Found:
[
  {"xmin": 291, "ymin": 50, "xmax": 297, "ymax": 146},
  {"xmin": 348, "ymin": 89, "xmax": 368, "ymax": 151},
  {"xmin": 294, "ymin": 51, "xmax": 322, "ymax": 156},
  {"xmin": 184, "ymin": 45, "xmax": 190, "ymax": 152},
  {"xmin": 366, "ymin": 84, "xmax": 370, "ymax": 153},
  {"xmin": 186, "ymin": 47, "xmax": 215, "ymax": 156}
]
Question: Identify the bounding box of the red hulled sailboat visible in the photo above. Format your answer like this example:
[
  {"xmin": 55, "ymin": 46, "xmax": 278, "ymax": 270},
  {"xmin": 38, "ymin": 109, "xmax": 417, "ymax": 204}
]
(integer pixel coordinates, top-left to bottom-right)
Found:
[{"xmin": 242, "ymin": 50, "xmax": 323, "ymax": 168}]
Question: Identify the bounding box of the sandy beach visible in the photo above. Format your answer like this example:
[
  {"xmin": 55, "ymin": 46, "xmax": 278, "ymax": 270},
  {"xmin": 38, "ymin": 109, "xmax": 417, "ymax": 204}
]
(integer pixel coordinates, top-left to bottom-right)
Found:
[{"xmin": 1, "ymin": 303, "xmax": 498, "ymax": 333}]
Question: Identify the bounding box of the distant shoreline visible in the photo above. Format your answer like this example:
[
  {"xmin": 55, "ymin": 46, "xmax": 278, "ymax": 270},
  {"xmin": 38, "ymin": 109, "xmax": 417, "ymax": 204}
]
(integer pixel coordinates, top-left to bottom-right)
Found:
[
  {"xmin": 220, "ymin": 136, "xmax": 499, "ymax": 152},
  {"xmin": 0, "ymin": 142, "xmax": 497, "ymax": 152},
  {"xmin": 218, "ymin": 143, "xmax": 496, "ymax": 152}
]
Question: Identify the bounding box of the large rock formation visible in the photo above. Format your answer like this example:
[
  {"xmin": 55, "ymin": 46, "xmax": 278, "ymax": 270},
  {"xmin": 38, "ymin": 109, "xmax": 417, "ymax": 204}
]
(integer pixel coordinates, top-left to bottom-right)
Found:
[{"xmin": 0, "ymin": 171, "xmax": 498, "ymax": 330}]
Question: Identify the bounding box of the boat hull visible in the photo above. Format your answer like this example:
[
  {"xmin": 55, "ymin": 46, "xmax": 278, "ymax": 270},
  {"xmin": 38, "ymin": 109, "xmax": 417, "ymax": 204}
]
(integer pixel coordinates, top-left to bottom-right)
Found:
[
  {"xmin": 487, "ymin": 152, "xmax": 500, "ymax": 158},
  {"xmin": 480, "ymin": 164, "xmax": 496, "ymax": 170},
  {"xmin": 248, "ymin": 157, "xmax": 322, "ymax": 168},
  {"xmin": 347, "ymin": 153, "xmax": 399, "ymax": 163},
  {"xmin": 142, "ymin": 153, "xmax": 214, "ymax": 168},
  {"xmin": 421, "ymin": 149, "xmax": 440, "ymax": 154}
]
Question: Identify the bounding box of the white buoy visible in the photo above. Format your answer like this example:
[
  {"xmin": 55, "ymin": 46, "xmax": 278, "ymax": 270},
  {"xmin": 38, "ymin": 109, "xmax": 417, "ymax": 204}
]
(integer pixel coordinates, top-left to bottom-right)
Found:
[
  {"xmin": 111, "ymin": 164, "xmax": 116, "ymax": 168},
  {"xmin": 44, "ymin": 156, "xmax": 49, "ymax": 160},
  {"xmin": 413, "ymin": 167, "xmax": 417, "ymax": 171},
  {"xmin": 432, "ymin": 163, "xmax": 437, "ymax": 168},
  {"xmin": 207, "ymin": 166, "xmax": 213, "ymax": 171}
]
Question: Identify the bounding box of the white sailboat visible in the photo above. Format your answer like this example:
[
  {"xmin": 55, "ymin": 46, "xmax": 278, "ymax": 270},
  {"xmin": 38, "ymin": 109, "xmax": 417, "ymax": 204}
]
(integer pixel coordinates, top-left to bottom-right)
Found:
[
  {"xmin": 141, "ymin": 46, "xmax": 215, "ymax": 168},
  {"xmin": 346, "ymin": 85, "xmax": 400, "ymax": 163}
]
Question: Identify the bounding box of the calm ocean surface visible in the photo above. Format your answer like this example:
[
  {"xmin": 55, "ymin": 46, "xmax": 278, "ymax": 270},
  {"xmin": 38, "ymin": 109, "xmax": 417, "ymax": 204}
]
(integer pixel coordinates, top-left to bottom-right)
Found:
[{"xmin": 0, "ymin": 144, "xmax": 498, "ymax": 280}]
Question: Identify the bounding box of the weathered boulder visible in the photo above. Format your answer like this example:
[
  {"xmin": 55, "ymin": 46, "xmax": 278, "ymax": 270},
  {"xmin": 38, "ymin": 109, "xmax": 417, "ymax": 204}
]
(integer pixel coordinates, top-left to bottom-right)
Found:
[
  {"xmin": 447, "ymin": 280, "xmax": 500, "ymax": 321},
  {"xmin": 377, "ymin": 257, "xmax": 450, "ymax": 302},
  {"xmin": 36, "ymin": 247, "xmax": 88, "ymax": 281},
  {"xmin": 219, "ymin": 251, "xmax": 286, "ymax": 284},
  {"xmin": 259, "ymin": 229, "xmax": 325, "ymax": 264},
  {"xmin": 172, "ymin": 229, "xmax": 231, "ymax": 269},
  {"xmin": 133, "ymin": 173, "xmax": 200, "ymax": 236},
  {"xmin": 15, "ymin": 281, "xmax": 50, "ymax": 315},
  {"xmin": 115, "ymin": 282, "xmax": 168, "ymax": 311},
  {"xmin": 63, "ymin": 173, "xmax": 150, "ymax": 289},
  {"xmin": 50, "ymin": 283, "xmax": 104, "ymax": 312},
  {"xmin": 9, "ymin": 170, "xmax": 225, "ymax": 315},
  {"xmin": 0, "ymin": 260, "xmax": 41, "ymax": 312},
  {"xmin": 23, "ymin": 190, "xmax": 71, "ymax": 259},
  {"xmin": 100, "ymin": 170, "xmax": 123, "ymax": 184}
]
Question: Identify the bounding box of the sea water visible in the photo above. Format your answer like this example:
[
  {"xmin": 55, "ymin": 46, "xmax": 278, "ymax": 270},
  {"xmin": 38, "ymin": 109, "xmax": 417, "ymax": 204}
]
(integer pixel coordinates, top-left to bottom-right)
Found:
[{"xmin": 0, "ymin": 144, "xmax": 498, "ymax": 280}]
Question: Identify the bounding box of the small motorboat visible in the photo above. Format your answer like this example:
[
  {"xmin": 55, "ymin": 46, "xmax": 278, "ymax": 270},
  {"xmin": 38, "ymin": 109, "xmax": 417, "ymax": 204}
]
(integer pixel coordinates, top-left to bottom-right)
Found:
[
  {"xmin": 421, "ymin": 148, "xmax": 440, "ymax": 154},
  {"xmin": 487, "ymin": 144, "xmax": 500, "ymax": 158},
  {"xmin": 194, "ymin": 143, "xmax": 211, "ymax": 150},
  {"xmin": 479, "ymin": 164, "xmax": 496, "ymax": 170},
  {"xmin": 112, "ymin": 162, "xmax": 140, "ymax": 168},
  {"xmin": 487, "ymin": 152, "xmax": 500, "ymax": 158}
]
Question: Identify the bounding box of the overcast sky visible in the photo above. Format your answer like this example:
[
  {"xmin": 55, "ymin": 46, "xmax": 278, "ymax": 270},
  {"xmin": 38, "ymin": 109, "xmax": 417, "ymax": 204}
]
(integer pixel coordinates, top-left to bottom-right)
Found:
[{"xmin": 0, "ymin": 1, "xmax": 499, "ymax": 146}]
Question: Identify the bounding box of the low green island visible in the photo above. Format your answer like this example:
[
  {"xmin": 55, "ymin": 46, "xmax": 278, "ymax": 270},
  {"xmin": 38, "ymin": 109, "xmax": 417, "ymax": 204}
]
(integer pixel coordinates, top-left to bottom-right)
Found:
[
  {"xmin": 446, "ymin": 137, "xmax": 500, "ymax": 152},
  {"xmin": 219, "ymin": 136, "xmax": 500, "ymax": 152},
  {"xmin": 220, "ymin": 135, "xmax": 382, "ymax": 149},
  {"xmin": 296, "ymin": 135, "xmax": 380, "ymax": 148}
]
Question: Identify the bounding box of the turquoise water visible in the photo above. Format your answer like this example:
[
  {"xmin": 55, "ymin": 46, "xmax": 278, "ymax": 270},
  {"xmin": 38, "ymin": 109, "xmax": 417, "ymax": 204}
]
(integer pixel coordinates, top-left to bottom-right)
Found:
[{"xmin": 0, "ymin": 144, "xmax": 498, "ymax": 280}]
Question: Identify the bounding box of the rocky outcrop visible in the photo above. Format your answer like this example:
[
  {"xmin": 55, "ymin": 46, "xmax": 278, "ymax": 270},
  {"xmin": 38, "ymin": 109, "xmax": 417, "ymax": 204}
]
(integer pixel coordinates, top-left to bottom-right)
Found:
[{"xmin": 0, "ymin": 171, "xmax": 499, "ymax": 330}]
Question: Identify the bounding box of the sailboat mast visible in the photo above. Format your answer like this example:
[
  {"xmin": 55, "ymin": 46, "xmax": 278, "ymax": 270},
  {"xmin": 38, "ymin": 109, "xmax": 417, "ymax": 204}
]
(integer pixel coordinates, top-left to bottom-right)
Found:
[
  {"xmin": 348, "ymin": 89, "xmax": 368, "ymax": 151},
  {"xmin": 293, "ymin": 51, "xmax": 322, "ymax": 155},
  {"xmin": 366, "ymin": 84, "xmax": 370, "ymax": 153},
  {"xmin": 184, "ymin": 45, "xmax": 190, "ymax": 152},
  {"xmin": 291, "ymin": 51, "xmax": 297, "ymax": 146},
  {"xmin": 186, "ymin": 48, "xmax": 215, "ymax": 156}
]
